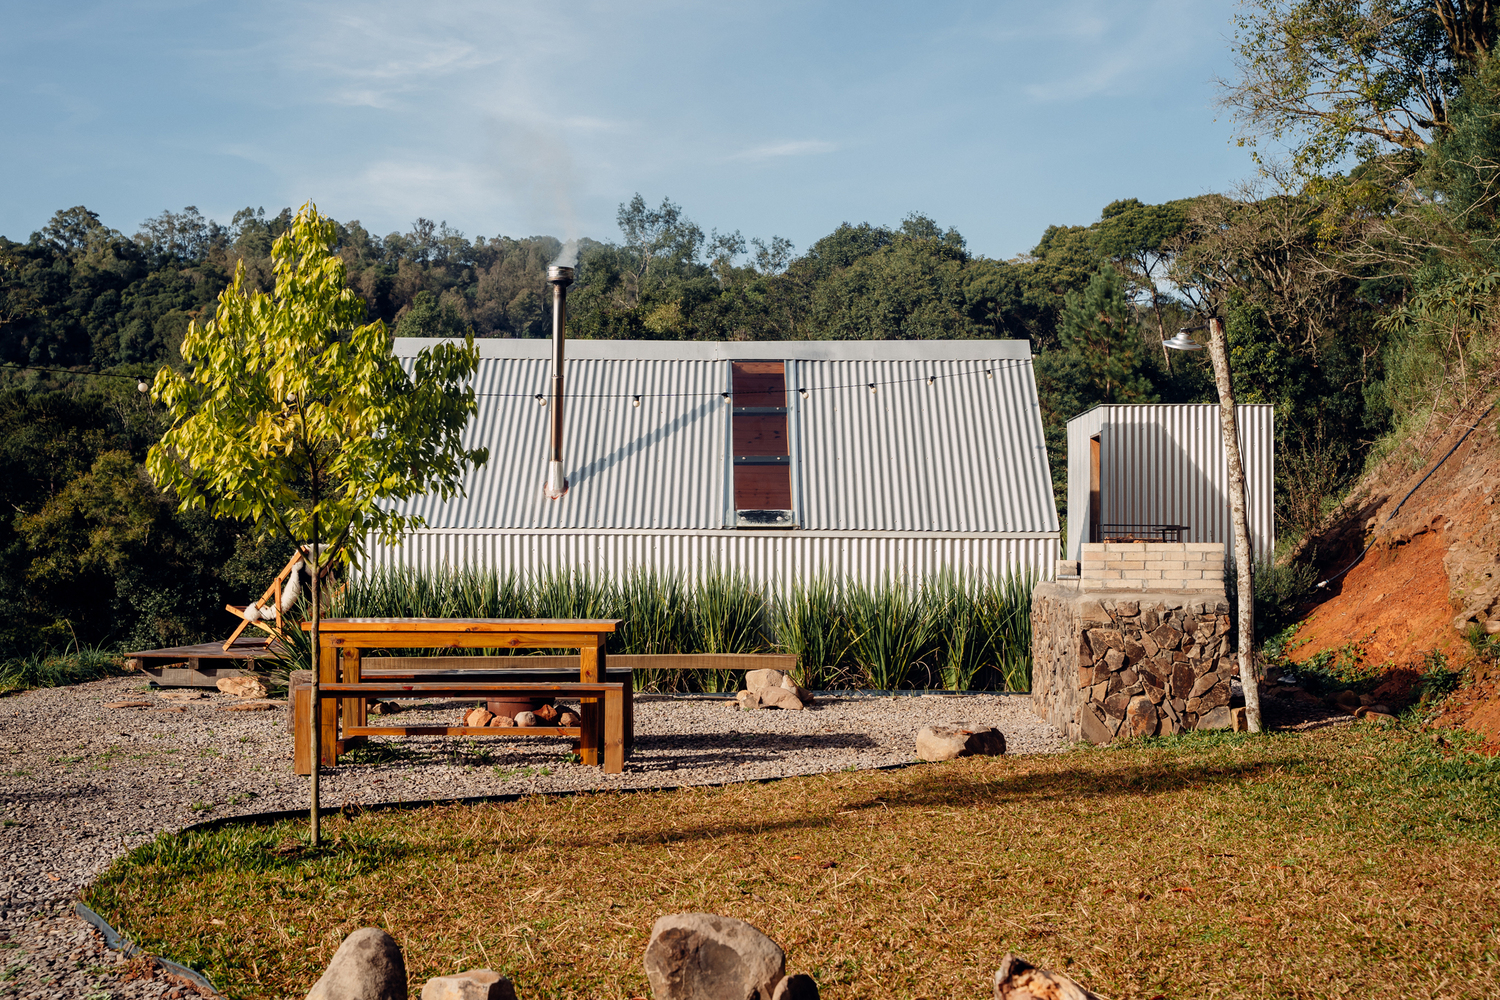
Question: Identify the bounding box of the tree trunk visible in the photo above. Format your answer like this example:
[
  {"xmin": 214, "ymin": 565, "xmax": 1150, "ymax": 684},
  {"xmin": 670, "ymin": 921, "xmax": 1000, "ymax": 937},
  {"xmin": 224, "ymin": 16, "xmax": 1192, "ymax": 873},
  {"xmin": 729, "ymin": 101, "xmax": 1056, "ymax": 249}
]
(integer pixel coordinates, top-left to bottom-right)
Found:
[
  {"xmin": 309, "ymin": 510, "xmax": 321, "ymax": 846},
  {"xmin": 1206, "ymin": 317, "xmax": 1262, "ymax": 734}
]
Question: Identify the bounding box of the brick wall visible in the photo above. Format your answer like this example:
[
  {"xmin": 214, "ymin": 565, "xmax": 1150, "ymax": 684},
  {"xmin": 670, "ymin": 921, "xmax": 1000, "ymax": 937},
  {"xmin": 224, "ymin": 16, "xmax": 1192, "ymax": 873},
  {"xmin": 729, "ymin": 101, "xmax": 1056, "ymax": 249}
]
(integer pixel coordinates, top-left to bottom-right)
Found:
[{"xmin": 1079, "ymin": 542, "xmax": 1224, "ymax": 592}]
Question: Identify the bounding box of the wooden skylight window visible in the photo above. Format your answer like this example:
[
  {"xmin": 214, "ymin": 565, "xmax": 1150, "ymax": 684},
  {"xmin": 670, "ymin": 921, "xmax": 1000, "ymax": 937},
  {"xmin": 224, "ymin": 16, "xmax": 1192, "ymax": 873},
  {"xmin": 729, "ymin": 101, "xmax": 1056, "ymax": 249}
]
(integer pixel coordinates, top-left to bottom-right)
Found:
[{"xmin": 731, "ymin": 360, "xmax": 794, "ymax": 527}]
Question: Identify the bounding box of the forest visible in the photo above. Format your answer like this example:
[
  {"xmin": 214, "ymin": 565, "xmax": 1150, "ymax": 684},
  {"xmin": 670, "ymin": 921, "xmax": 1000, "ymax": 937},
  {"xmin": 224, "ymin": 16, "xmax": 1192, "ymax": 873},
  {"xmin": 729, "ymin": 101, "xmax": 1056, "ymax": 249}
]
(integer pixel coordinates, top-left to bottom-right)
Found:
[{"xmin": 2, "ymin": 1, "xmax": 1498, "ymax": 662}]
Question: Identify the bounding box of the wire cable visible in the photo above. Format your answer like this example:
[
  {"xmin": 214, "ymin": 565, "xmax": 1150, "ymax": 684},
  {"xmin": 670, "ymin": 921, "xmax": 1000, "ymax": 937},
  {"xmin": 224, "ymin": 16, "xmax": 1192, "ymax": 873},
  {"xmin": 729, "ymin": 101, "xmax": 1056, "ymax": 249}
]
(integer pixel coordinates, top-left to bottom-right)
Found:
[
  {"xmin": 467, "ymin": 357, "xmax": 1034, "ymax": 400},
  {"xmin": 0, "ymin": 361, "xmax": 147, "ymax": 383},
  {"xmin": 1315, "ymin": 395, "xmax": 1499, "ymax": 589}
]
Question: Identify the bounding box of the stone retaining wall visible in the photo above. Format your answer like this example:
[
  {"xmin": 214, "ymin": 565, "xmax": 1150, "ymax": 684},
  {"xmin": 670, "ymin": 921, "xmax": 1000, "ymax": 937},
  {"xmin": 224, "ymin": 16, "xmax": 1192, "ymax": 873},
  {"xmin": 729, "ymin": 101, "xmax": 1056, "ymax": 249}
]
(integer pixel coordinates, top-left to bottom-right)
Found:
[{"xmin": 1031, "ymin": 582, "xmax": 1237, "ymax": 742}]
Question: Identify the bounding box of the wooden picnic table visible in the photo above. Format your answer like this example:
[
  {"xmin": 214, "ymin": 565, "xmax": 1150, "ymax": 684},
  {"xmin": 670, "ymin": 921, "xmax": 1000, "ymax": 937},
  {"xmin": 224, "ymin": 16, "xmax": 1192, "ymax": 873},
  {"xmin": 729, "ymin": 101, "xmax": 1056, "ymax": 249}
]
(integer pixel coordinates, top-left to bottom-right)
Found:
[{"xmin": 305, "ymin": 618, "xmax": 623, "ymax": 772}]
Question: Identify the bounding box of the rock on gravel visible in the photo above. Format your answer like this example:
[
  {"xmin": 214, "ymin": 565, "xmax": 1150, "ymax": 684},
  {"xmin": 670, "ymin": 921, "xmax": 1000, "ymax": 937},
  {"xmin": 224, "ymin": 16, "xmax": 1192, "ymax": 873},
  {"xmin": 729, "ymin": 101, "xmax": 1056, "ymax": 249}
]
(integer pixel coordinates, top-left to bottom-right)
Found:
[{"xmin": 915, "ymin": 724, "xmax": 1006, "ymax": 761}]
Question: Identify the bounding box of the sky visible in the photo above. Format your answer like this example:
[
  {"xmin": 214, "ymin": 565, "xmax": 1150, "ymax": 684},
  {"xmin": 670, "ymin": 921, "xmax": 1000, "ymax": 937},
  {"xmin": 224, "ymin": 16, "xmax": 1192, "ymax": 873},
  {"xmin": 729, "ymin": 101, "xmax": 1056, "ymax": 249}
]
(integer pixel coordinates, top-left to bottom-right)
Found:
[{"xmin": 0, "ymin": 0, "xmax": 1258, "ymax": 261}]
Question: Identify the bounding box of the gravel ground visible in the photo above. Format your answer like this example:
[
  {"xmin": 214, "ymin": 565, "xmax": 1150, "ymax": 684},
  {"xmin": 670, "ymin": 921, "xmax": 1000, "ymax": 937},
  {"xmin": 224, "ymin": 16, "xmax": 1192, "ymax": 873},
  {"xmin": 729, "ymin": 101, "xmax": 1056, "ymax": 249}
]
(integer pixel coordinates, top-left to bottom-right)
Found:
[{"xmin": 0, "ymin": 675, "xmax": 1065, "ymax": 998}]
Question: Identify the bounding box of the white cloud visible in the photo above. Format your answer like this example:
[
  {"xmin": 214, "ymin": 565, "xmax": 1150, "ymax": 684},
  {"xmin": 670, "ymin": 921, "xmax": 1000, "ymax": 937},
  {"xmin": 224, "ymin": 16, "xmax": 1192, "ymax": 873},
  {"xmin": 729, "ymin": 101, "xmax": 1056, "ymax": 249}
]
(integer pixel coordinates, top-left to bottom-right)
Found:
[{"xmin": 728, "ymin": 139, "xmax": 837, "ymax": 162}]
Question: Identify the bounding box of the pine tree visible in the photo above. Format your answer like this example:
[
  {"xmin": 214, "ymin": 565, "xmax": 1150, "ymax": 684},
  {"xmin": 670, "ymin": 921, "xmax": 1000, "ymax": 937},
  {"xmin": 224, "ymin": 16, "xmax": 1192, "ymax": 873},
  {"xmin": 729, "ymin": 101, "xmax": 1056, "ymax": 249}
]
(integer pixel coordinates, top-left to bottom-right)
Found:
[{"xmin": 1057, "ymin": 267, "xmax": 1155, "ymax": 404}]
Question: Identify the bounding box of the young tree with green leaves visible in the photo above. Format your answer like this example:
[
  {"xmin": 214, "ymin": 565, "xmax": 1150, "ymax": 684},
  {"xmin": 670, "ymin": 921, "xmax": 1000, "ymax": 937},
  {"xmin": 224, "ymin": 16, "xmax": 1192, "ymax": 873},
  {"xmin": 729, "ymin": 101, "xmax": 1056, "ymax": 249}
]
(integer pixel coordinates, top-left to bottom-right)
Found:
[{"xmin": 146, "ymin": 203, "xmax": 488, "ymax": 844}]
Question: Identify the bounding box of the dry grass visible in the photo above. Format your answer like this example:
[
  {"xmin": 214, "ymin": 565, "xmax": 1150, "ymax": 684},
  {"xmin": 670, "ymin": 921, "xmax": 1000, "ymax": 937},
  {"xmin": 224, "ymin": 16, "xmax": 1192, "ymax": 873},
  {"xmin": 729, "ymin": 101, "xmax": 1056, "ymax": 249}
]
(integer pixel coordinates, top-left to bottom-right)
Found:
[{"xmin": 86, "ymin": 725, "xmax": 1500, "ymax": 1000}]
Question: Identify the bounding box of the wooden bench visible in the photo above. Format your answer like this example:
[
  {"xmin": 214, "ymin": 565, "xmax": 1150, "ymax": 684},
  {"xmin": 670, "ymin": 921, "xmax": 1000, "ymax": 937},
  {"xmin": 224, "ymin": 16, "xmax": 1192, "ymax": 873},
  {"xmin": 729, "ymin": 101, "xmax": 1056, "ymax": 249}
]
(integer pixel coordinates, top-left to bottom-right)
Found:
[{"xmin": 294, "ymin": 680, "xmax": 625, "ymax": 775}]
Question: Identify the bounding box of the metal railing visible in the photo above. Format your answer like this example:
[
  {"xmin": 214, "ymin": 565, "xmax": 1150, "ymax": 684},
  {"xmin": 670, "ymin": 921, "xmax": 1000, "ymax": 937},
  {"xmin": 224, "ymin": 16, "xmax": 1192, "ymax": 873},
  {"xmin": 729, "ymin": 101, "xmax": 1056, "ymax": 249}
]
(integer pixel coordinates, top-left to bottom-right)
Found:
[{"xmin": 1092, "ymin": 523, "xmax": 1188, "ymax": 544}]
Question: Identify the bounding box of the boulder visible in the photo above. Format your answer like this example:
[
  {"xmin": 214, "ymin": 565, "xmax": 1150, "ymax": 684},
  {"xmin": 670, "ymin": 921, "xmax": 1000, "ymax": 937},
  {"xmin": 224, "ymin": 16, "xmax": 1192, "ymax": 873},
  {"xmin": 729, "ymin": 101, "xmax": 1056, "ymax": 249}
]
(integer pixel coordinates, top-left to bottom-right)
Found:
[
  {"xmin": 464, "ymin": 708, "xmax": 494, "ymax": 728},
  {"xmin": 369, "ymin": 701, "xmax": 402, "ymax": 716},
  {"xmin": 771, "ymin": 973, "xmax": 819, "ymax": 1000},
  {"xmin": 780, "ymin": 675, "xmax": 815, "ymax": 704},
  {"xmin": 915, "ymin": 724, "xmax": 1006, "ymax": 761},
  {"xmin": 306, "ymin": 927, "xmax": 407, "ymax": 1000},
  {"xmin": 759, "ymin": 687, "xmax": 804, "ymax": 711},
  {"xmin": 557, "ymin": 712, "xmax": 581, "ymax": 727},
  {"xmin": 217, "ymin": 675, "xmax": 269, "ymax": 699},
  {"xmin": 735, "ymin": 690, "xmax": 762, "ymax": 711},
  {"xmin": 421, "ymin": 970, "xmax": 516, "ymax": 1000},
  {"xmin": 534, "ymin": 703, "xmax": 559, "ymax": 723},
  {"xmin": 488, "ymin": 715, "xmax": 515, "ymax": 728},
  {"xmin": 159, "ymin": 691, "xmax": 205, "ymax": 701},
  {"xmin": 745, "ymin": 668, "xmax": 786, "ymax": 694},
  {"xmin": 1231, "ymin": 706, "xmax": 1248, "ymax": 732},
  {"xmin": 513, "ymin": 711, "xmax": 539, "ymax": 727},
  {"xmin": 643, "ymin": 913, "xmax": 785, "ymax": 1000}
]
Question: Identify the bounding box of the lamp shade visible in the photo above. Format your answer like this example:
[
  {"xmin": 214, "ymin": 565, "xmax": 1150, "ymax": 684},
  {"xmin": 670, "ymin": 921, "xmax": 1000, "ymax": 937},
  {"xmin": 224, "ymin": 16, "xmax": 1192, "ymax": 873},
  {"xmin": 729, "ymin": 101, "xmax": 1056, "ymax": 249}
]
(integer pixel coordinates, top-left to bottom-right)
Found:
[{"xmin": 1163, "ymin": 330, "xmax": 1204, "ymax": 352}]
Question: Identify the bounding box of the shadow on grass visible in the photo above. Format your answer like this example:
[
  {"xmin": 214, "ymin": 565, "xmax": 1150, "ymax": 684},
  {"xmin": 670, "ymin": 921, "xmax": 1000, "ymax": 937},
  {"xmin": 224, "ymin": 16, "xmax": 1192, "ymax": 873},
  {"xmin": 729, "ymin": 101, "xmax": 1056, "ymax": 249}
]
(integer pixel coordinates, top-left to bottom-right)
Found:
[{"xmin": 594, "ymin": 752, "xmax": 1296, "ymax": 848}]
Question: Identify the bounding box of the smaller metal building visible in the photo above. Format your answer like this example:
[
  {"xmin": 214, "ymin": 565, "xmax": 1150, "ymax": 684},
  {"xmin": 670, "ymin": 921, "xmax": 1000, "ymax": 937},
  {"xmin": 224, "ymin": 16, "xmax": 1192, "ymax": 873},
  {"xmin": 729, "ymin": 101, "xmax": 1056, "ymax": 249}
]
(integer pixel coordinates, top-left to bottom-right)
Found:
[
  {"xmin": 1065, "ymin": 404, "xmax": 1275, "ymax": 563},
  {"xmin": 370, "ymin": 338, "xmax": 1060, "ymax": 589}
]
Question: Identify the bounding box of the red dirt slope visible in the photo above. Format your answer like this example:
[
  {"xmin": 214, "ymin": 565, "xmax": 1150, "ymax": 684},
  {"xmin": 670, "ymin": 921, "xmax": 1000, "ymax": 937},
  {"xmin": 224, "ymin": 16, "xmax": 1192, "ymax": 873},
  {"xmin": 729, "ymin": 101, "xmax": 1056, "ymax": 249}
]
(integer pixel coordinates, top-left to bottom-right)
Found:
[{"xmin": 1290, "ymin": 399, "xmax": 1500, "ymax": 747}]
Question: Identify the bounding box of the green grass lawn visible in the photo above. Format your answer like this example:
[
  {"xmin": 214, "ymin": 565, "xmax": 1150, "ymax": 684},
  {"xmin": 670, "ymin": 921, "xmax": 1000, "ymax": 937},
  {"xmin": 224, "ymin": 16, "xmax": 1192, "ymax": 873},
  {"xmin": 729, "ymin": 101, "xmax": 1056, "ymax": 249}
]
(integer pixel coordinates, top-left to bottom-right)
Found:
[{"xmin": 86, "ymin": 725, "xmax": 1500, "ymax": 1000}]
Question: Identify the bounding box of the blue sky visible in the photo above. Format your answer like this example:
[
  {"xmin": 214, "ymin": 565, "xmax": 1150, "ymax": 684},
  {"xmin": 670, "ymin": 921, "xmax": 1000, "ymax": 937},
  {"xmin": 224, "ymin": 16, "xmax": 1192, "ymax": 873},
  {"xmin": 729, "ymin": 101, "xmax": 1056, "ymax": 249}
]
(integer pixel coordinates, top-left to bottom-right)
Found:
[{"xmin": 0, "ymin": 0, "xmax": 1256, "ymax": 261}]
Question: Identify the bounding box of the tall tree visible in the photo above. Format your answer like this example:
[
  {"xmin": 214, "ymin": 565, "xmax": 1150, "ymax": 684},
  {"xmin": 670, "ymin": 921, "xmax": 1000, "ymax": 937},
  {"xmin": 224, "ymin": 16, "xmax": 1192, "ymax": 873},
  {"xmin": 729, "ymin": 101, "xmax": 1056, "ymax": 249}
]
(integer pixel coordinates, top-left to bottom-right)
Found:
[
  {"xmin": 1056, "ymin": 267, "xmax": 1156, "ymax": 403},
  {"xmin": 147, "ymin": 202, "xmax": 488, "ymax": 843},
  {"xmin": 1225, "ymin": 0, "xmax": 1498, "ymax": 173}
]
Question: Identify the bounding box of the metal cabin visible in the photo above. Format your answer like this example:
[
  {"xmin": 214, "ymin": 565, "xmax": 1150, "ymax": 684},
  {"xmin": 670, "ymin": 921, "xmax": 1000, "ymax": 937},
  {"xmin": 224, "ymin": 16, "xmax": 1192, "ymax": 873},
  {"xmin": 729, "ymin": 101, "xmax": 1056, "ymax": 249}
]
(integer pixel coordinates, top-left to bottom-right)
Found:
[
  {"xmin": 1064, "ymin": 403, "xmax": 1275, "ymax": 563},
  {"xmin": 369, "ymin": 338, "xmax": 1059, "ymax": 590}
]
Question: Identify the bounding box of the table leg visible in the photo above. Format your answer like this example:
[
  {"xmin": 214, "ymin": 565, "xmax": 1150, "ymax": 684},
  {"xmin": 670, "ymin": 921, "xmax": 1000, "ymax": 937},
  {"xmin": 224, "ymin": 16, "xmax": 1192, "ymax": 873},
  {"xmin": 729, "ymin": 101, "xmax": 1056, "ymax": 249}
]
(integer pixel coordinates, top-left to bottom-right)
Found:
[
  {"xmin": 604, "ymin": 686, "xmax": 624, "ymax": 774},
  {"xmin": 342, "ymin": 647, "xmax": 367, "ymax": 751},
  {"xmin": 319, "ymin": 637, "xmax": 339, "ymax": 766},
  {"xmin": 579, "ymin": 637, "xmax": 601, "ymax": 766},
  {"xmin": 293, "ymin": 681, "xmax": 313, "ymax": 775}
]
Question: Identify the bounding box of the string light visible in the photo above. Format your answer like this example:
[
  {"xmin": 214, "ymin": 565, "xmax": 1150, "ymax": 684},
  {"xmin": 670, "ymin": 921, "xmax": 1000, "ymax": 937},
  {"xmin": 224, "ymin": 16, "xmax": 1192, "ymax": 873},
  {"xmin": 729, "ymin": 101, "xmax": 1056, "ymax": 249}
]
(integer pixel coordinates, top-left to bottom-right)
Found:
[
  {"xmin": 1, "ymin": 361, "xmax": 154, "ymax": 391},
  {"xmin": 468, "ymin": 359, "xmax": 1034, "ymax": 401}
]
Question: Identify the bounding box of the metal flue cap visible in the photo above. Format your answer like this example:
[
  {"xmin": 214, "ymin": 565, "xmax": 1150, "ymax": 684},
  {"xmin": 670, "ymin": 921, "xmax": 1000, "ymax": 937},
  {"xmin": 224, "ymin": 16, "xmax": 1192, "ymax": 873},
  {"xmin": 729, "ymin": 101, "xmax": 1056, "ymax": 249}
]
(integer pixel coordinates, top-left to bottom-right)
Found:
[
  {"xmin": 1163, "ymin": 329, "xmax": 1204, "ymax": 352},
  {"xmin": 547, "ymin": 265, "xmax": 575, "ymax": 285}
]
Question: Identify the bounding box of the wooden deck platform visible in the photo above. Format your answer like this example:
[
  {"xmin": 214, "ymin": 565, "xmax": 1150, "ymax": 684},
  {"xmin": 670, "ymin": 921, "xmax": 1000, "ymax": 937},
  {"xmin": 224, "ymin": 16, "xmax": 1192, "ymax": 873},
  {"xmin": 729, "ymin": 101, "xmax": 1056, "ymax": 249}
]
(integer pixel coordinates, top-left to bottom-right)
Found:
[{"xmin": 124, "ymin": 639, "xmax": 283, "ymax": 687}]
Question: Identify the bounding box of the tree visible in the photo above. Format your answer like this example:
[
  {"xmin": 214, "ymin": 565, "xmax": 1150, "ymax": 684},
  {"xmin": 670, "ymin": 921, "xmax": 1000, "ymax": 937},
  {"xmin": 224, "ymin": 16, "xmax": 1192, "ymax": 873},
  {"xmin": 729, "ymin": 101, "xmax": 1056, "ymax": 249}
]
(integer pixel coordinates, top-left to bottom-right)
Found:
[
  {"xmin": 1056, "ymin": 267, "xmax": 1156, "ymax": 403},
  {"xmin": 146, "ymin": 202, "xmax": 488, "ymax": 843},
  {"xmin": 1225, "ymin": 0, "xmax": 1498, "ymax": 173},
  {"xmin": 1093, "ymin": 198, "xmax": 1190, "ymax": 367}
]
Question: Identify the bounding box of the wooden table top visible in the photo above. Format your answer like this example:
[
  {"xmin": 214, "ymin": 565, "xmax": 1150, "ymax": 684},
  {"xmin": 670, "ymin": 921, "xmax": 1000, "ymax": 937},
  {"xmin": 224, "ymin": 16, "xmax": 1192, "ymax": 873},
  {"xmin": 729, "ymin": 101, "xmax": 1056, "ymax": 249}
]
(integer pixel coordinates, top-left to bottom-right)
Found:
[{"xmin": 303, "ymin": 618, "xmax": 621, "ymax": 633}]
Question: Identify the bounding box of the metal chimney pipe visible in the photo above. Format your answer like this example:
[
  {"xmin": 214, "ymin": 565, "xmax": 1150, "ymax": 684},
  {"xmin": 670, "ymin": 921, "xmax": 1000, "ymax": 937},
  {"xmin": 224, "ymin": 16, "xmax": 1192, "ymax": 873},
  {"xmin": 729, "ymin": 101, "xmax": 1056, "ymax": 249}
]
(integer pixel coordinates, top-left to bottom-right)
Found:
[{"xmin": 544, "ymin": 264, "xmax": 574, "ymax": 499}]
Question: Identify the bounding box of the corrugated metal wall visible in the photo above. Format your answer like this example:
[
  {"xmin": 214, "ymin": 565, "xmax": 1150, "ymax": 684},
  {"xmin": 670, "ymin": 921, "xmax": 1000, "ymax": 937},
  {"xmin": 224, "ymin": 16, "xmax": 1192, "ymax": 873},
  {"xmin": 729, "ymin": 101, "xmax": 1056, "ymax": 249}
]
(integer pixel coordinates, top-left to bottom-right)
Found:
[
  {"xmin": 362, "ymin": 529, "xmax": 1058, "ymax": 591},
  {"xmin": 1065, "ymin": 404, "xmax": 1275, "ymax": 562}
]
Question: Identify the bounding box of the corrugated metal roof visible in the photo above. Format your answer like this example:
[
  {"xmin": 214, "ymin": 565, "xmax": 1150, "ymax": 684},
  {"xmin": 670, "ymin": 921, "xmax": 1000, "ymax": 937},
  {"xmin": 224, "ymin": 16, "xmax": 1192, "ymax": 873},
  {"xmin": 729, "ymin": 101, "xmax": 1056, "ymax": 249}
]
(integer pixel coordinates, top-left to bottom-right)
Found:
[{"xmin": 388, "ymin": 340, "xmax": 1057, "ymax": 534}]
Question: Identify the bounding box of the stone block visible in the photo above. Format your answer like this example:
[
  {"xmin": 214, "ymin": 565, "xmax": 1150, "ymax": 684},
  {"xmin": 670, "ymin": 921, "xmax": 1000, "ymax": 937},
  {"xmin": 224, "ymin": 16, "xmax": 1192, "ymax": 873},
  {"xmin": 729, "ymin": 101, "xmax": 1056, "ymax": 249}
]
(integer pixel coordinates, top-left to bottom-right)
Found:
[
  {"xmin": 1125, "ymin": 696, "xmax": 1159, "ymax": 737},
  {"xmin": 1163, "ymin": 569, "xmax": 1204, "ymax": 580},
  {"xmin": 1078, "ymin": 704, "xmax": 1113, "ymax": 744},
  {"xmin": 1198, "ymin": 705, "xmax": 1232, "ymax": 730}
]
